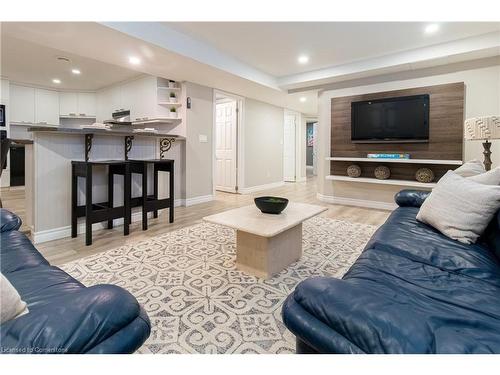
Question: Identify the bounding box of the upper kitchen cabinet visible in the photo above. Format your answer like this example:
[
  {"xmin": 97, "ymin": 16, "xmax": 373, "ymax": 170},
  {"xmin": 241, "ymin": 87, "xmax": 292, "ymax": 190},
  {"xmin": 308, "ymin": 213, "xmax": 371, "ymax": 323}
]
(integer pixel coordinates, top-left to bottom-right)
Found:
[
  {"xmin": 10, "ymin": 84, "xmax": 35, "ymax": 124},
  {"xmin": 77, "ymin": 93, "xmax": 96, "ymax": 117},
  {"xmin": 96, "ymin": 85, "xmax": 122, "ymax": 122},
  {"xmin": 96, "ymin": 76, "xmax": 183, "ymax": 124},
  {"xmin": 35, "ymin": 88, "xmax": 59, "ymax": 126},
  {"xmin": 59, "ymin": 92, "xmax": 78, "ymax": 117},
  {"xmin": 59, "ymin": 92, "xmax": 96, "ymax": 118}
]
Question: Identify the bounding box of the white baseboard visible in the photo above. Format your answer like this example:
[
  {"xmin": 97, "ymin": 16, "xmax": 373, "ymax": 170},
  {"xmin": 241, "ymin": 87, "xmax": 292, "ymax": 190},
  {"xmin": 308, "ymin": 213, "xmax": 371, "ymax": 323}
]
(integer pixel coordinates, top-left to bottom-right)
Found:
[
  {"xmin": 32, "ymin": 199, "xmax": 184, "ymax": 244},
  {"xmin": 183, "ymin": 194, "xmax": 215, "ymax": 207},
  {"xmin": 316, "ymin": 193, "xmax": 396, "ymax": 211},
  {"xmin": 296, "ymin": 176, "xmax": 307, "ymax": 182},
  {"xmin": 239, "ymin": 181, "xmax": 285, "ymax": 194}
]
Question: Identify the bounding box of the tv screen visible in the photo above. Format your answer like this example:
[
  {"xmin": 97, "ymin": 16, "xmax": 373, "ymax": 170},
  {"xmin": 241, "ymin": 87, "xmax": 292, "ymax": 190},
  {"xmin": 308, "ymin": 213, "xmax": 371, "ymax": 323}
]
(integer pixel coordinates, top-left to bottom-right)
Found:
[{"xmin": 351, "ymin": 94, "xmax": 429, "ymax": 143}]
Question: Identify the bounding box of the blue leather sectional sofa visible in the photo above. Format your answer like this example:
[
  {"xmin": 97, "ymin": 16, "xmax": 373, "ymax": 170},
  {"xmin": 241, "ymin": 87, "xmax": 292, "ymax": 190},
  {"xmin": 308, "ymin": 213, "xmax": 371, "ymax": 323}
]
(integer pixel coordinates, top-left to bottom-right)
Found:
[
  {"xmin": 0, "ymin": 209, "xmax": 150, "ymax": 354},
  {"xmin": 283, "ymin": 190, "xmax": 500, "ymax": 354}
]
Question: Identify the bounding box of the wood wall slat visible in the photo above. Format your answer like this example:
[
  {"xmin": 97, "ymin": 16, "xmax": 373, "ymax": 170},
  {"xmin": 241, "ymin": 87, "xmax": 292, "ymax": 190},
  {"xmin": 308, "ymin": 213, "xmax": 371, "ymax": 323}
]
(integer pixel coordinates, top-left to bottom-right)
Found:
[{"xmin": 330, "ymin": 82, "xmax": 465, "ymax": 179}]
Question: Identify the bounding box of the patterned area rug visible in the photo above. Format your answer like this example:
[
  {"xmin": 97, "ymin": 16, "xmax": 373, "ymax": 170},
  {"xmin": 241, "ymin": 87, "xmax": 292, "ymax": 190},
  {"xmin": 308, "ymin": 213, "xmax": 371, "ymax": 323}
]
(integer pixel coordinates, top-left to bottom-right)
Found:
[{"xmin": 61, "ymin": 217, "xmax": 376, "ymax": 354}]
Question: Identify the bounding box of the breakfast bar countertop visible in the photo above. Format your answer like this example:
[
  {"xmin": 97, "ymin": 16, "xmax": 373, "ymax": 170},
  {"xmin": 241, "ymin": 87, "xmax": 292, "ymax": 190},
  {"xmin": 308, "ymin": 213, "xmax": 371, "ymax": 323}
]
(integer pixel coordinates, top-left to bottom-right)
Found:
[{"xmin": 27, "ymin": 126, "xmax": 185, "ymax": 139}]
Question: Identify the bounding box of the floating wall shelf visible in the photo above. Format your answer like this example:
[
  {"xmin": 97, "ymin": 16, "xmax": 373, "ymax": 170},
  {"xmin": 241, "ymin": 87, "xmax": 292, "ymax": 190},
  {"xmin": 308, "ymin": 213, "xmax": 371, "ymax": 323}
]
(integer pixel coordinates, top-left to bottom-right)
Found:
[
  {"xmin": 326, "ymin": 175, "xmax": 437, "ymax": 188},
  {"xmin": 326, "ymin": 157, "xmax": 463, "ymax": 165}
]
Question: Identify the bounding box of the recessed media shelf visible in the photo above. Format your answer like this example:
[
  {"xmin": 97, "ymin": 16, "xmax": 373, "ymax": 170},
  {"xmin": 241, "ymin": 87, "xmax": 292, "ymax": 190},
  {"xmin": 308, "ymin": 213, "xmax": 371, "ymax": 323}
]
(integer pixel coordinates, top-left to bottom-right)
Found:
[
  {"xmin": 326, "ymin": 157, "xmax": 463, "ymax": 165},
  {"xmin": 326, "ymin": 175, "xmax": 437, "ymax": 188}
]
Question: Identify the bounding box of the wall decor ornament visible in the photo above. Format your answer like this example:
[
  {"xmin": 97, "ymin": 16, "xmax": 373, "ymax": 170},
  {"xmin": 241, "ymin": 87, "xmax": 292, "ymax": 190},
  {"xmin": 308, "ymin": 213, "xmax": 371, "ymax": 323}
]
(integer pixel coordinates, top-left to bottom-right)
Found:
[
  {"xmin": 415, "ymin": 167, "xmax": 435, "ymax": 183},
  {"xmin": 347, "ymin": 164, "xmax": 362, "ymax": 178},
  {"xmin": 374, "ymin": 165, "xmax": 390, "ymax": 180}
]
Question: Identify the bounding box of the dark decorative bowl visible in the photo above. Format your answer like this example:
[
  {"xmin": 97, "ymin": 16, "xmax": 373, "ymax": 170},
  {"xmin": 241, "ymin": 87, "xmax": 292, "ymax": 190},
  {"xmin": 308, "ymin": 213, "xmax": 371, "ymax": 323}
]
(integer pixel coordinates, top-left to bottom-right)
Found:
[{"xmin": 254, "ymin": 196, "xmax": 289, "ymax": 214}]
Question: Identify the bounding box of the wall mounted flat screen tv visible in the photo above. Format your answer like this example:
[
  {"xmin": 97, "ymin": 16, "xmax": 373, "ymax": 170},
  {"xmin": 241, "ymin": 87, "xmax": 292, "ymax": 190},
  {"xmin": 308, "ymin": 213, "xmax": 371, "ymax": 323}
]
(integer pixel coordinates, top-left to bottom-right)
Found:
[{"xmin": 351, "ymin": 94, "xmax": 430, "ymax": 143}]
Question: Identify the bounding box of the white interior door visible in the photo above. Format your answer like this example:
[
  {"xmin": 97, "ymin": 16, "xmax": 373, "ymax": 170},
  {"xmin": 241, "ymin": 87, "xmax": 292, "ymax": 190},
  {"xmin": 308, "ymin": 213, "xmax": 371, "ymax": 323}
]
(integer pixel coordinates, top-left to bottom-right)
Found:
[
  {"xmin": 283, "ymin": 114, "xmax": 296, "ymax": 182},
  {"xmin": 312, "ymin": 122, "xmax": 318, "ymax": 176},
  {"xmin": 215, "ymin": 101, "xmax": 237, "ymax": 192}
]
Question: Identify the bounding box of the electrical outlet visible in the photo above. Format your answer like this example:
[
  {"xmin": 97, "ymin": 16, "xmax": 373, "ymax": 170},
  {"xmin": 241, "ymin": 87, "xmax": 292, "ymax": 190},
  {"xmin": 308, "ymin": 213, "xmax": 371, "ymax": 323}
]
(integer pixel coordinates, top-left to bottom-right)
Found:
[{"xmin": 199, "ymin": 134, "xmax": 208, "ymax": 143}]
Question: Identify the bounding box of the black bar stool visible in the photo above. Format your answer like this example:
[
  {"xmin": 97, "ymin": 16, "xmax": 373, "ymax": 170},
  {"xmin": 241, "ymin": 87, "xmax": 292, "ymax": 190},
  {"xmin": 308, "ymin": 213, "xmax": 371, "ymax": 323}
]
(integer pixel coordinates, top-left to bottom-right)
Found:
[
  {"xmin": 71, "ymin": 160, "xmax": 131, "ymax": 246},
  {"xmin": 128, "ymin": 159, "xmax": 175, "ymax": 230},
  {"xmin": 106, "ymin": 160, "xmax": 145, "ymax": 231}
]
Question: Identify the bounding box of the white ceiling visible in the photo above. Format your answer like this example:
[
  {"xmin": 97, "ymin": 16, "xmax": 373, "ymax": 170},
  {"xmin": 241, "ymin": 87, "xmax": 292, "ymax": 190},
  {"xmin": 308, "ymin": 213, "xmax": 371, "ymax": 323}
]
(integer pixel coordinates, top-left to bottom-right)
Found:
[
  {"xmin": 1, "ymin": 35, "xmax": 141, "ymax": 90},
  {"xmin": 2, "ymin": 21, "xmax": 500, "ymax": 116},
  {"xmin": 167, "ymin": 22, "xmax": 500, "ymax": 76}
]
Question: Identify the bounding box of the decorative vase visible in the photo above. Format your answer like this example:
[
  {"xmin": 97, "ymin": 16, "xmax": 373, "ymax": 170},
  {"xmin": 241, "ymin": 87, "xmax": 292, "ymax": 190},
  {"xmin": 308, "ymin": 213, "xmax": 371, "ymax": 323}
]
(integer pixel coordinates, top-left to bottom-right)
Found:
[
  {"xmin": 170, "ymin": 111, "xmax": 177, "ymax": 119},
  {"xmin": 168, "ymin": 81, "xmax": 176, "ymax": 89},
  {"xmin": 374, "ymin": 166, "xmax": 390, "ymax": 180},
  {"xmin": 169, "ymin": 97, "xmax": 177, "ymax": 103},
  {"xmin": 415, "ymin": 168, "xmax": 434, "ymax": 183},
  {"xmin": 347, "ymin": 164, "xmax": 361, "ymax": 178}
]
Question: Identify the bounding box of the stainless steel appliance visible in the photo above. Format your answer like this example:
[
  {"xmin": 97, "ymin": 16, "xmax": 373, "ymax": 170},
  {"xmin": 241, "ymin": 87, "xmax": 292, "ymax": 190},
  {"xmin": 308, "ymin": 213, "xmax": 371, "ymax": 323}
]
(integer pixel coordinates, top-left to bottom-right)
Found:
[{"xmin": 104, "ymin": 109, "xmax": 132, "ymax": 126}]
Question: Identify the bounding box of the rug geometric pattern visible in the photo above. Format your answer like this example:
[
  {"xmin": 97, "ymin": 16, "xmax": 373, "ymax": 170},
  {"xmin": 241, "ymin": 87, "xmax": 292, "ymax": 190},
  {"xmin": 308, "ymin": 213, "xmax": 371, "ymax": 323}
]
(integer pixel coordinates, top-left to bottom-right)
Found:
[{"xmin": 61, "ymin": 217, "xmax": 376, "ymax": 354}]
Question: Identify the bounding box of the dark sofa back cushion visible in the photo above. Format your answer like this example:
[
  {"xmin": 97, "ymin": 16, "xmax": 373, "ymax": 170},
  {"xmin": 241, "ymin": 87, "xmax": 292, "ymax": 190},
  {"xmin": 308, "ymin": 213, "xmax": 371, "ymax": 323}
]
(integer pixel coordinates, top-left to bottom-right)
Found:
[{"xmin": 480, "ymin": 210, "xmax": 500, "ymax": 260}]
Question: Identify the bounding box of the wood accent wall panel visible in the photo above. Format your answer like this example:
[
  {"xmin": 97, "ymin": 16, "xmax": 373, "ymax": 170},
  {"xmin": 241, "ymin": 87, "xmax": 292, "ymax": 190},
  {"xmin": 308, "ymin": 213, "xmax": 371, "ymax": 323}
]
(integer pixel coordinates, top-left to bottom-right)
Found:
[
  {"xmin": 330, "ymin": 82, "xmax": 465, "ymax": 178},
  {"xmin": 330, "ymin": 82, "xmax": 465, "ymax": 161}
]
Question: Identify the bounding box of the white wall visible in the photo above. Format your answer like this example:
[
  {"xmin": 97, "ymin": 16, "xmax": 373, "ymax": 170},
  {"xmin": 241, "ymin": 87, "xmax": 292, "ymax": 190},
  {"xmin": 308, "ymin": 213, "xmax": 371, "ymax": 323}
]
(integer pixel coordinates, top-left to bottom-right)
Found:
[
  {"xmin": 184, "ymin": 82, "xmax": 214, "ymax": 202},
  {"xmin": 244, "ymin": 98, "xmax": 284, "ymax": 188},
  {"xmin": 318, "ymin": 61, "xmax": 500, "ymax": 207}
]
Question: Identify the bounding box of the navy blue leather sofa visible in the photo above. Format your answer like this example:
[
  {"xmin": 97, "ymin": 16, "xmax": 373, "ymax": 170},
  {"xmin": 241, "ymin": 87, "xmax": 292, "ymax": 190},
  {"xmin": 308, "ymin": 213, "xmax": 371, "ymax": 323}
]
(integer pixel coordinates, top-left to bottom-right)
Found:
[
  {"xmin": 282, "ymin": 189, "xmax": 500, "ymax": 354},
  {"xmin": 0, "ymin": 209, "xmax": 151, "ymax": 354}
]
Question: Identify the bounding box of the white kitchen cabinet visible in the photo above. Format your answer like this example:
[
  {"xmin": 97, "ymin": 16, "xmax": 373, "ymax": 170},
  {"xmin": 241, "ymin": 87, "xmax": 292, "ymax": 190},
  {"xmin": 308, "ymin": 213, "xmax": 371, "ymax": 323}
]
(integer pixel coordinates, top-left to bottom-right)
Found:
[
  {"xmin": 96, "ymin": 87, "xmax": 112, "ymax": 122},
  {"xmin": 109, "ymin": 86, "xmax": 123, "ymax": 113},
  {"xmin": 35, "ymin": 88, "xmax": 59, "ymax": 126},
  {"xmin": 59, "ymin": 92, "xmax": 96, "ymax": 118},
  {"xmin": 10, "ymin": 84, "xmax": 35, "ymax": 124},
  {"xmin": 76, "ymin": 93, "xmax": 96, "ymax": 117},
  {"xmin": 0, "ymin": 79, "xmax": 9, "ymax": 103},
  {"xmin": 95, "ymin": 76, "xmax": 182, "ymax": 124},
  {"xmin": 59, "ymin": 92, "xmax": 78, "ymax": 116}
]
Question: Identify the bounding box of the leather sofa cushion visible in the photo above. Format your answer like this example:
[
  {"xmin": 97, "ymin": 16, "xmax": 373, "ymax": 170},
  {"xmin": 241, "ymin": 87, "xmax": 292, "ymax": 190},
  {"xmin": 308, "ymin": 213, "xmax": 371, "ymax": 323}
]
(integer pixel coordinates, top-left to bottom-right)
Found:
[
  {"xmin": 365, "ymin": 207, "xmax": 500, "ymax": 285},
  {"xmin": 394, "ymin": 189, "xmax": 430, "ymax": 208},
  {"xmin": 0, "ymin": 209, "xmax": 22, "ymax": 232},
  {"xmin": 5, "ymin": 266, "xmax": 84, "ymax": 310},
  {"xmin": 0, "ymin": 284, "xmax": 144, "ymax": 354},
  {"xmin": 1, "ymin": 231, "xmax": 49, "ymax": 274},
  {"xmin": 293, "ymin": 248, "xmax": 500, "ymax": 353}
]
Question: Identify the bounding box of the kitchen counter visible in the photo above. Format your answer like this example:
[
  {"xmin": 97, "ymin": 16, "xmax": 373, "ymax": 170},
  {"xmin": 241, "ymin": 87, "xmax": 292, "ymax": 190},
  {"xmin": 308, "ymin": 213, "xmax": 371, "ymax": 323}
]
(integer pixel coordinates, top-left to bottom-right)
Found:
[
  {"xmin": 24, "ymin": 125, "xmax": 184, "ymax": 244},
  {"xmin": 11, "ymin": 139, "xmax": 34, "ymax": 145},
  {"xmin": 28, "ymin": 126, "xmax": 185, "ymax": 139}
]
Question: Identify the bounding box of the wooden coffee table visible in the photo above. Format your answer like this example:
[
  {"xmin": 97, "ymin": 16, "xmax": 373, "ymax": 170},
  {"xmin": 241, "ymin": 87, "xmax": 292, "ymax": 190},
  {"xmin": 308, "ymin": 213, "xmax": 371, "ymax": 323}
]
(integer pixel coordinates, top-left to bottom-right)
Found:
[{"xmin": 203, "ymin": 202, "xmax": 327, "ymax": 279}]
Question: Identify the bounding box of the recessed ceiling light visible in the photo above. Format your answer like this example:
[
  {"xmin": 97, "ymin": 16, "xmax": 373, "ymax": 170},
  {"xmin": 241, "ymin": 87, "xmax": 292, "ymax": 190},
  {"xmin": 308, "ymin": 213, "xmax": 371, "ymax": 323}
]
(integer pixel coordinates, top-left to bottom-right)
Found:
[
  {"xmin": 129, "ymin": 56, "xmax": 141, "ymax": 65},
  {"xmin": 299, "ymin": 97, "xmax": 307, "ymax": 103},
  {"xmin": 298, "ymin": 55, "xmax": 309, "ymax": 64},
  {"xmin": 424, "ymin": 24, "xmax": 439, "ymax": 34},
  {"xmin": 52, "ymin": 79, "xmax": 61, "ymax": 84},
  {"xmin": 71, "ymin": 68, "xmax": 81, "ymax": 75}
]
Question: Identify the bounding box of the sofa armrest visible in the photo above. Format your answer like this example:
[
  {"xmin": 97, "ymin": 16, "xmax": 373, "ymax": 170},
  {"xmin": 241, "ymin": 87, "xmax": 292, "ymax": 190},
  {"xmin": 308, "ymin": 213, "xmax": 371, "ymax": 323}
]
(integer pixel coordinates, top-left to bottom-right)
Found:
[
  {"xmin": 0, "ymin": 284, "xmax": 150, "ymax": 354},
  {"xmin": 394, "ymin": 189, "xmax": 431, "ymax": 208},
  {"xmin": 0, "ymin": 209, "xmax": 22, "ymax": 232}
]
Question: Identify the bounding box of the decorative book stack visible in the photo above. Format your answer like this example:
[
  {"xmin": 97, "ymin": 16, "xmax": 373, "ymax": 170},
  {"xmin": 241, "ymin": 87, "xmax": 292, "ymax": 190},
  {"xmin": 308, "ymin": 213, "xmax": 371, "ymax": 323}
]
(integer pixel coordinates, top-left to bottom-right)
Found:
[{"xmin": 367, "ymin": 153, "xmax": 410, "ymax": 159}]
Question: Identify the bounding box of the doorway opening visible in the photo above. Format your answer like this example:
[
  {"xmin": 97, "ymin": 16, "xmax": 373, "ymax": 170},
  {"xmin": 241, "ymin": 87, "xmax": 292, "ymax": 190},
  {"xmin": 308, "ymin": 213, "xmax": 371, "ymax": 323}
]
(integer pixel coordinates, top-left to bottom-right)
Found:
[
  {"xmin": 214, "ymin": 91, "xmax": 242, "ymax": 193},
  {"xmin": 306, "ymin": 121, "xmax": 318, "ymax": 177},
  {"xmin": 283, "ymin": 111, "xmax": 299, "ymax": 182}
]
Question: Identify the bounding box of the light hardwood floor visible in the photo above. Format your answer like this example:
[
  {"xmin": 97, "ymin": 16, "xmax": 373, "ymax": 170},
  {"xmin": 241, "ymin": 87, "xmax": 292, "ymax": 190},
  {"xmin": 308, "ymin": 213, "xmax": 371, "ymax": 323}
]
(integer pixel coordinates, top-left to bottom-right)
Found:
[{"xmin": 0, "ymin": 177, "xmax": 391, "ymax": 265}]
